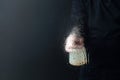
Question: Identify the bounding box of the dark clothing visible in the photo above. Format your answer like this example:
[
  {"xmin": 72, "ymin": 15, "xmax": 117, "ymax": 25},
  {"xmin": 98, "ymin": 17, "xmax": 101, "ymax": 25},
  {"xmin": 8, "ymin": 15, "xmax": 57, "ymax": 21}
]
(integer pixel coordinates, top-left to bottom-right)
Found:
[
  {"xmin": 79, "ymin": 43, "xmax": 120, "ymax": 80},
  {"xmin": 71, "ymin": 0, "xmax": 120, "ymax": 43},
  {"xmin": 70, "ymin": 0, "xmax": 120, "ymax": 80}
]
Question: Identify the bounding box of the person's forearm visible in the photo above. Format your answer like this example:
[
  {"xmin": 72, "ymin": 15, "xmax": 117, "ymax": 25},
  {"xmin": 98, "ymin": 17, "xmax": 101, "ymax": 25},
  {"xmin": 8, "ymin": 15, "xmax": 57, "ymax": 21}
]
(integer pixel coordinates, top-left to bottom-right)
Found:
[{"xmin": 70, "ymin": 0, "xmax": 88, "ymax": 37}]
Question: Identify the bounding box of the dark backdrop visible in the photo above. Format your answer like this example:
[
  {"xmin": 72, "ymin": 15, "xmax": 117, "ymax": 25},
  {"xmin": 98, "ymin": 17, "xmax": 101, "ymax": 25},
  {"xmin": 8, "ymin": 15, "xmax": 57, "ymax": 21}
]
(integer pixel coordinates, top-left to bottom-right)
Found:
[{"xmin": 0, "ymin": 0, "xmax": 79, "ymax": 80}]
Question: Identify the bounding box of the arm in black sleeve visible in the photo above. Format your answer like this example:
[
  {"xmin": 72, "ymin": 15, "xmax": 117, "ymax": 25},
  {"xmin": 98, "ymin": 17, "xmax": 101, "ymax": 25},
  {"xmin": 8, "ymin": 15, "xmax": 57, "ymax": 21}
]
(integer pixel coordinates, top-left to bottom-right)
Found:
[{"xmin": 70, "ymin": 0, "xmax": 88, "ymax": 37}]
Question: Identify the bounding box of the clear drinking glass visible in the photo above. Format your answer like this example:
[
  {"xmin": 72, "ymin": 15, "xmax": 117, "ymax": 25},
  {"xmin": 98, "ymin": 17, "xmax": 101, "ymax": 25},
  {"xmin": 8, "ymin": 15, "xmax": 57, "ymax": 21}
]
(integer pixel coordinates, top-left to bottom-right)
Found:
[{"xmin": 69, "ymin": 47, "xmax": 88, "ymax": 66}]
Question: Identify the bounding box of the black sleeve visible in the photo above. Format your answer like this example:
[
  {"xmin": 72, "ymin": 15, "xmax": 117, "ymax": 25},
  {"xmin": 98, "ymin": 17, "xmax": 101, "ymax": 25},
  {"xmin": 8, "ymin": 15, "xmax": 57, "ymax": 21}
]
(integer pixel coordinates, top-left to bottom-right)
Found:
[{"xmin": 70, "ymin": 0, "xmax": 88, "ymax": 37}]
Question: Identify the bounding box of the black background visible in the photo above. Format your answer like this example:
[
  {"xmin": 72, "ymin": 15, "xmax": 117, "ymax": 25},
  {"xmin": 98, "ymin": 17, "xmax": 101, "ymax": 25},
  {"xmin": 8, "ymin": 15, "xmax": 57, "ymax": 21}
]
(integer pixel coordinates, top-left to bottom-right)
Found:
[{"xmin": 0, "ymin": 0, "xmax": 79, "ymax": 80}]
